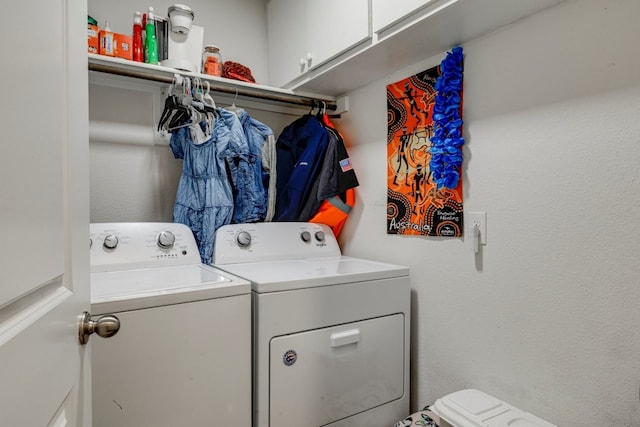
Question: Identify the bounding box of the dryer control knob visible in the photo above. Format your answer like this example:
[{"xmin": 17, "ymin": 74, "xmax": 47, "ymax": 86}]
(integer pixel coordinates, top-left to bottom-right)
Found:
[
  {"xmin": 315, "ymin": 231, "xmax": 325, "ymax": 242},
  {"xmin": 300, "ymin": 231, "xmax": 311, "ymax": 242},
  {"xmin": 103, "ymin": 234, "xmax": 119, "ymax": 250},
  {"xmin": 157, "ymin": 231, "xmax": 176, "ymax": 249},
  {"xmin": 236, "ymin": 231, "xmax": 252, "ymax": 248}
]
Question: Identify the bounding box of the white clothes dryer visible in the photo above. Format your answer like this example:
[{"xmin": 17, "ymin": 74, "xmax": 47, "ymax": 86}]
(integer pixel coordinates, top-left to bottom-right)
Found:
[
  {"xmin": 90, "ymin": 222, "xmax": 251, "ymax": 427},
  {"xmin": 213, "ymin": 222, "xmax": 411, "ymax": 427}
]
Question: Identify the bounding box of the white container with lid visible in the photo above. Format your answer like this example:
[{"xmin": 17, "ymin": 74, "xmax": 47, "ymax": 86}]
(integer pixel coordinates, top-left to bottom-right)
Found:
[
  {"xmin": 431, "ymin": 389, "xmax": 556, "ymax": 427},
  {"xmin": 168, "ymin": 4, "xmax": 194, "ymax": 34}
]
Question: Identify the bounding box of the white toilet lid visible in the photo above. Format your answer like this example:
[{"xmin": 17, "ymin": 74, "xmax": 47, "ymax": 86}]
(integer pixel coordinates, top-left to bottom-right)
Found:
[
  {"xmin": 432, "ymin": 389, "xmax": 556, "ymax": 427},
  {"xmin": 486, "ymin": 411, "xmax": 557, "ymax": 427}
]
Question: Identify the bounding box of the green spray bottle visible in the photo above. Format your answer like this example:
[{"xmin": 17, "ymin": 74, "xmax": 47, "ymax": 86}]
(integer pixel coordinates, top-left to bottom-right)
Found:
[{"xmin": 145, "ymin": 6, "xmax": 158, "ymax": 64}]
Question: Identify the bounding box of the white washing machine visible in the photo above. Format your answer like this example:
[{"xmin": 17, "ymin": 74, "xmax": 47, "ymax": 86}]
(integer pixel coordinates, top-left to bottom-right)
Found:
[
  {"xmin": 213, "ymin": 222, "xmax": 411, "ymax": 427},
  {"xmin": 90, "ymin": 222, "xmax": 252, "ymax": 427}
]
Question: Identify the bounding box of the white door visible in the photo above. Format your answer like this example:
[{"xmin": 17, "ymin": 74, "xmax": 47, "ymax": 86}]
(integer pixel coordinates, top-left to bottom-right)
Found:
[{"xmin": 0, "ymin": 0, "xmax": 91, "ymax": 425}]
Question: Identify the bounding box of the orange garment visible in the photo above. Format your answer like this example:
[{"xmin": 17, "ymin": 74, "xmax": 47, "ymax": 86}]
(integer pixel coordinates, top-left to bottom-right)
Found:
[{"xmin": 309, "ymin": 188, "xmax": 355, "ymax": 237}]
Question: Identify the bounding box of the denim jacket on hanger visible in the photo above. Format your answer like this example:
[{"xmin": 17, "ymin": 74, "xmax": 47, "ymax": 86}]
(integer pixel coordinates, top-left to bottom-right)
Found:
[
  {"xmin": 218, "ymin": 108, "xmax": 266, "ymax": 224},
  {"xmin": 235, "ymin": 110, "xmax": 273, "ymax": 223}
]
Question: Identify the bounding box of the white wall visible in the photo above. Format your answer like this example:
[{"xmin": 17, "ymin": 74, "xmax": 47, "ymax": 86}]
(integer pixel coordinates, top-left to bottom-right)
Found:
[{"xmin": 338, "ymin": 0, "xmax": 640, "ymax": 425}]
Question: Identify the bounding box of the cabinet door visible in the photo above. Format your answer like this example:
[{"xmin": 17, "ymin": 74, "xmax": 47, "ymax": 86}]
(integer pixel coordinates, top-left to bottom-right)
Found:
[
  {"xmin": 268, "ymin": 0, "xmax": 370, "ymax": 88},
  {"xmin": 306, "ymin": 0, "xmax": 370, "ymax": 69},
  {"xmin": 267, "ymin": 0, "xmax": 307, "ymax": 87},
  {"xmin": 372, "ymin": 0, "xmax": 437, "ymax": 33}
]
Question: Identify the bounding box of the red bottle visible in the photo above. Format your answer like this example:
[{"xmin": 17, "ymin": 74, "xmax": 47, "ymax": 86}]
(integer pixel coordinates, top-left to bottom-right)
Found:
[{"xmin": 132, "ymin": 11, "xmax": 143, "ymax": 62}]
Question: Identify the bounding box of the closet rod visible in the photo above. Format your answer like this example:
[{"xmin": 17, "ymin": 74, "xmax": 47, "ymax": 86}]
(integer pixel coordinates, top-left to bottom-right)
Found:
[{"xmin": 89, "ymin": 62, "xmax": 337, "ymax": 111}]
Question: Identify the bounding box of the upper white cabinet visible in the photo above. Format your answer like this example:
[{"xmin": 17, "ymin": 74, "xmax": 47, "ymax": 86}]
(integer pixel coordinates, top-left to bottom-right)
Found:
[
  {"xmin": 284, "ymin": 0, "xmax": 565, "ymax": 96},
  {"xmin": 267, "ymin": 0, "xmax": 370, "ymax": 88},
  {"xmin": 372, "ymin": 0, "xmax": 436, "ymax": 34}
]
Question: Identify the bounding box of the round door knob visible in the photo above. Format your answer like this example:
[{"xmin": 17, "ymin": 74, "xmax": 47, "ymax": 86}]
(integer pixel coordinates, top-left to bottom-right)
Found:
[
  {"xmin": 103, "ymin": 234, "xmax": 119, "ymax": 249},
  {"xmin": 299, "ymin": 57, "xmax": 306, "ymax": 66},
  {"xmin": 79, "ymin": 311, "xmax": 121, "ymax": 345},
  {"xmin": 315, "ymin": 231, "xmax": 325, "ymax": 242},
  {"xmin": 236, "ymin": 231, "xmax": 252, "ymax": 248},
  {"xmin": 306, "ymin": 52, "xmax": 313, "ymax": 63},
  {"xmin": 157, "ymin": 231, "xmax": 176, "ymax": 249},
  {"xmin": 300, "ymin": 231, "xmax": 311, "ymax": 242}
]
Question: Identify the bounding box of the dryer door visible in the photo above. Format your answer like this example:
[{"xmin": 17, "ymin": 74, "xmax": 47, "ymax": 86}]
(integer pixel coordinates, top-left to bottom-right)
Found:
[{"xmin": 270, "ymin": 314, "xmax": 405, "ymax": 427}]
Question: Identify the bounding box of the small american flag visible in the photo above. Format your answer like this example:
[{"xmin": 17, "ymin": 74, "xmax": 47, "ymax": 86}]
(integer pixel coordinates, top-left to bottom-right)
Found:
[{"xmin": 339, "ymin": 157, "xmax": 353, "ymax": 172}]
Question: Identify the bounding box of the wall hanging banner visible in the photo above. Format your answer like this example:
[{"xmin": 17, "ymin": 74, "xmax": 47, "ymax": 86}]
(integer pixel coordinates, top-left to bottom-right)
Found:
[{"xmin": 386, "ymin": 47, "xmax": 464, "ymax": 237}]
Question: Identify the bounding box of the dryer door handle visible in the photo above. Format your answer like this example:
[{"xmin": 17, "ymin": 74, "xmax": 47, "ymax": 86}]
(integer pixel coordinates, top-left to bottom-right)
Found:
[{"xmin": 330, "ymin": 329, "xmax": 360, "ymax": 347}]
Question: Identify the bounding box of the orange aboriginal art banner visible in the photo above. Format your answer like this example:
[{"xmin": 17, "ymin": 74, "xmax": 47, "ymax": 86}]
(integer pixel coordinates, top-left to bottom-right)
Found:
[{"xmin": 386, "ymin": 48, "xmax": 464, "ymax": 237}]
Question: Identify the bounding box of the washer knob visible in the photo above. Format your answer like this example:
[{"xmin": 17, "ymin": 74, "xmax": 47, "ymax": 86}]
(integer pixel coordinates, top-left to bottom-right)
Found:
[
  {"xmin": 157, "ymin": 231, "xmax": 176, "ymax": 249},
  {"xmin": 103, "ymin": 234, "xmax": 119, "ymax": 250},
  {"xmin": 300, "ymin": 231, "xmax": 311, "ymax": 242},
  {"xmin": 236, "ymin": 231, "xmax": 252, "ymax": 248},
  {"xmin": 315, "ymin": 231, "xmax": 325, "ymax": 242}
]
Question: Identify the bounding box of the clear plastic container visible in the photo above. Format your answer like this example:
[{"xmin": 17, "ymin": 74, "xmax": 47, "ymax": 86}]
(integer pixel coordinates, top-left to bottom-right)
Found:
[{"xmin": 202, "ymin": 45, "xmax": 222, "ymax": 77}]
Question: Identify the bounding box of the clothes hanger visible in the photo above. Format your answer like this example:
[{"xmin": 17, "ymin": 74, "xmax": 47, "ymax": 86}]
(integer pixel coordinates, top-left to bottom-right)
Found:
[
  {"xmin": 158, "ymin": 75, "xmax": 177, "ymax": 130},
  {"xmin": 226, "ymin": 88, "xmax": 244, "ymax": 116},
  {"xmin": 169, "ymin": 77, "xmax": 220, "ymax": 139},
  {"xmin": 202, "ymin": 81, "xmax": 217, "ymax": 111},
  {"xmin": 192, "ymin": 79, "xmax": 215, "ymax": 136},
  {"xmin": 315, "ymin": 101, "xmax": 326, "ymax": 119},
  {"xmin": 307, "ymin": 100, "xmax": 316, "ymax": 115},
  {"xmin": 190, "ymin": 78, "xmax": 211, "ymax": 125},
  {"xmin": 201, "ymin": 81, "xmax": 217, "ymax": 136},
  {"xmin": 166, "ymin": 107, "xmax": 193, "ymax": 131},
  {"xmin": 190, "ymin": 78, "xmax": 208, "ymax": 123},
  {"xmin": 193, "ymin": 78, "xmax": 205, "ymax": 103},
  {"xmin": 165, "ymin": 77, "xmax": 196, "ymax": 131},
  {"xmin": 179, "ymin": 76, "xmax": 193, "ymax": 107},
  {"xmin": 159, "ymin": 75, "xmax": 188, "ymax": 131}
]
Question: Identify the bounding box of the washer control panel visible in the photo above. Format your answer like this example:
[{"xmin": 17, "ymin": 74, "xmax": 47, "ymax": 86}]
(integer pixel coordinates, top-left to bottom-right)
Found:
[
  {"xmin": 213, "ymin": 222, "xmax": 341, "ymax": 265},
  {"xmin": 90, "ymin": 222, "xmax": 201, "ymax": 272}
]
